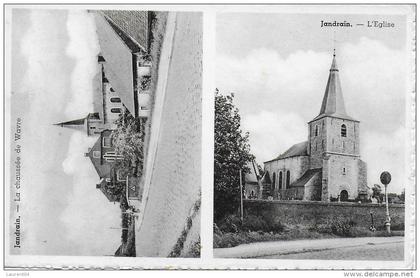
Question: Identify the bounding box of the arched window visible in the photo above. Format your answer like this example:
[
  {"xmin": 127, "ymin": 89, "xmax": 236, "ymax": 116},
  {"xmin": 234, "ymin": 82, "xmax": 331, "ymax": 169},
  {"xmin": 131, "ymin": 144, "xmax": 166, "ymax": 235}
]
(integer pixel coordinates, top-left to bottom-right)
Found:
[
  {"xmin": 272, "ymin": 173, "xmax": 276, "ymax": 195},
  {"xmin": 341, "ymin": 124, "xmax": 347, "ymax": 137},
  {"xmin": 286, "ymin": 170, "xmax": 291, "ymax": 189},
  {"xmin": 111, "ymin": 108, "xmax": 122, "ymax": 114},
  {"xmin": 110, "ymin": 97, "xmax": 121, "ymax": 103},
  {"xmin": 315, "ymin": 125, "xmax": 319, "ymax": 136},
  {"xmin": 279, "ymin": 172, "xmax": 283, "ymax": 190}
]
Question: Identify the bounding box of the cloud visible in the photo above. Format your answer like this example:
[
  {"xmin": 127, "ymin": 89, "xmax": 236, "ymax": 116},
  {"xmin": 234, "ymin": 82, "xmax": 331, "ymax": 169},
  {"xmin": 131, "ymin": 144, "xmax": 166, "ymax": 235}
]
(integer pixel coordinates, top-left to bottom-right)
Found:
[
  {"xmin": 14, "ymin": 9, "xmax": 120, "ymax": 256},
  {"xmin": 61, "ymin": 132, "xmax": 121, "ymax": 255},
  {"xmin": 16, "ymin": 9, "xmax": 73, "ymax": 255},
  {"xmin": 217, "ymin": 37, "xmax": 407, "ymax": 192},
  {"xmin": 64, "ymin": 10, "xmax": 100, "ymax": 119},
  {"xmin": 59, "ymin": 10, "xmax": 121, "ymax": 255},
  {"xmin": 243, "ymin": 110, "xmax": 307, "ymax": 164}
]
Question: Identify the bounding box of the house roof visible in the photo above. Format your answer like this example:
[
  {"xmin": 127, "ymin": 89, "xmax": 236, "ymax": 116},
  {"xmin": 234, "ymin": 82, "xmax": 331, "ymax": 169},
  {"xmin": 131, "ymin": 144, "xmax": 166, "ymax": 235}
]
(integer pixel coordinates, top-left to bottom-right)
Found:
[
  {"xmin": 311, "ymin": 53, "xmax": 355, "ymax": 122},
  {"xmin": 290, "ymin": 168, "xmax": 322, "ymax": 188},
  {"xmin": 244, "ymin": 160, "xmax": 259, "ymax": 184},
  {"xmin": 266, "ymin": 141, "xmax": 308, "ymax": 163},
  {"xmin": 87, "ymin": 130, "xmax": 113, "ymax": 178},
  {"xmin": 100, "ymin": 10, "xmax": 149, "ymax": 52},
  {"xmin": 261, "ymin": 171, "xmax": 271, "ymax": 184},
  {"xmin": 93, "ymin": 12, "xmax": 137, "ymax": 115}
]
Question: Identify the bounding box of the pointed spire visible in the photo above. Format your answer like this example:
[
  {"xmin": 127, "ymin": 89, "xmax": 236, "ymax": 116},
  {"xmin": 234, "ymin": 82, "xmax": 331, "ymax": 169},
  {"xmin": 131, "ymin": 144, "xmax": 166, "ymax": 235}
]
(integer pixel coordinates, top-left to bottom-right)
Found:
[
  {"xmin": 54, "ymin": 116, "xmax": 88, "ymax": 133},
  {"xmin": 312, "ymin": 51, "xmax": 353, "ymax": 122}
]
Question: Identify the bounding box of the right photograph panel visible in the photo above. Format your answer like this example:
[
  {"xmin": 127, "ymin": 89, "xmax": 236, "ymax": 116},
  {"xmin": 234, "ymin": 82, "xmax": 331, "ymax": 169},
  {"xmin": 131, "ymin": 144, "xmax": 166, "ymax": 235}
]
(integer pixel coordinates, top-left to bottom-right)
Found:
[{"xmin": 213, "ymin": 8, "xmax": 413, "ymax": 265}]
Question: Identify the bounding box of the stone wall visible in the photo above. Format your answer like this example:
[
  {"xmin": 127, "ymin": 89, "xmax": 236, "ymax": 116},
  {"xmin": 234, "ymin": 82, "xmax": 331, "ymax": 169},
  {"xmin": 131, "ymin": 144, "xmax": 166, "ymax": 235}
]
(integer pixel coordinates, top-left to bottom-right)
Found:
[{"xmin": 244, "ymin": 199, "xmax": 404, "ymax": 230}]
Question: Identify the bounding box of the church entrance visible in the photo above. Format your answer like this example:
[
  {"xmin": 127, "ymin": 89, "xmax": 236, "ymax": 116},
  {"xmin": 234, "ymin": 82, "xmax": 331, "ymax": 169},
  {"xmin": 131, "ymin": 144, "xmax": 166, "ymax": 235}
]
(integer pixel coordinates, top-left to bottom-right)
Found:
[{"xmin": 340, "ymin": 190, "xmax": 349, "ymax": 202}]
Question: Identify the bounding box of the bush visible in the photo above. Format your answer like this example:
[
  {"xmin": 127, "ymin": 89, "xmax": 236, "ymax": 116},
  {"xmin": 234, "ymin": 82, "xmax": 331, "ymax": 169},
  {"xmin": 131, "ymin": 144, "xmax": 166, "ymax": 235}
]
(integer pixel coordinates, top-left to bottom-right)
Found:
[
  {"xmin": 329, "ymin": 218, "xmax": 356, "ymax": 237},
  {"xmin": 218, "ymin": 214, "xmax": 241, "ymax": 233},
  {"xmin": 242, "ymin": 215, "xmax": 268, "ymax": 232}
]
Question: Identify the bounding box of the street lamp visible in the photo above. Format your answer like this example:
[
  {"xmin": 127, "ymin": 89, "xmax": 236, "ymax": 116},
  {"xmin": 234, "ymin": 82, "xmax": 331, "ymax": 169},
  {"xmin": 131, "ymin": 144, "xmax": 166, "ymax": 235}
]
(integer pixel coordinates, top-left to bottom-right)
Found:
[{"xmin": 380, "ymin": 171, "xmax": 392, "ymax": 234}]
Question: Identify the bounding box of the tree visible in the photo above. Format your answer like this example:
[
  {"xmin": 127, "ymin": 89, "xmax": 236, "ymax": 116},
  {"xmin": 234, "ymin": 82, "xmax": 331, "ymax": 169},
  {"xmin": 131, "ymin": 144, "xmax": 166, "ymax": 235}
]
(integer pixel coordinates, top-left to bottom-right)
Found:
[
  {"xmin": 111, "ymin": 110, "xmax": 145, "ymax": 178},
  {"xmin": 214, "ymin": 89, "xmax": 254, "ymax": 221}
]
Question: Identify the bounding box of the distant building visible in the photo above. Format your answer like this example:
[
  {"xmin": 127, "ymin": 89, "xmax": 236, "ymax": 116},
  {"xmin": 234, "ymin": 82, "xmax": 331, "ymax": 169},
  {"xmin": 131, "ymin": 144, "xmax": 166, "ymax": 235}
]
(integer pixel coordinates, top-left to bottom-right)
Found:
[
  {"xmin": 55, "ymin": 56, "xmax": 124, "ymax": 136},
  {"xmin": 84, "ymin": 129, "xmax": 126, "ymax": 201},
  {"xmin": 243, "ymin": 160, "xmax": 262, "ymax": 199},
  {"xmin": 264, "ymin": 53, "xmax": 368, "ymax": 202},
  {"xmin": 56, "ymin": 10, "xmax": 154, "ymax": 134},
  {"xmin": 92, "ymin": 10, "xmax": 153, "ymax": 118}
]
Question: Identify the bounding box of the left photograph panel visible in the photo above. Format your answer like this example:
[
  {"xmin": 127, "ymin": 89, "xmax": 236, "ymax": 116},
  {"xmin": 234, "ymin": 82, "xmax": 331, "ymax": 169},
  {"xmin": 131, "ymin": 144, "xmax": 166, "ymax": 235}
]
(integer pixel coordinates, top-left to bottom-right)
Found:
[{"xmin": 5, "ymin": 7, "xmax": 202, "ymax": 262}]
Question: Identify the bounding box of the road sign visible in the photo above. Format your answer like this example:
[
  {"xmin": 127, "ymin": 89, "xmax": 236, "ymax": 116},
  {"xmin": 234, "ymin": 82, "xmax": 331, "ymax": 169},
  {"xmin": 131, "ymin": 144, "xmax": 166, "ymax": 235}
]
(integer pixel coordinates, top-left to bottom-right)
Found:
[{"xmin": 380, "ymin": 171, "xmax": 391, "ymax": 185}]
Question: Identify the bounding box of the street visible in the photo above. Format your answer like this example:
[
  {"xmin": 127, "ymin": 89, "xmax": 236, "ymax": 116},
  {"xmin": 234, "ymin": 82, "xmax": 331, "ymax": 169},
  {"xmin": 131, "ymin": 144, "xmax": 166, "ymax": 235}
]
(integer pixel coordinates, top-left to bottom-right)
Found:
[{"xmin": 214, "ymin": 237, "xmax": 404, "ymax": 261}]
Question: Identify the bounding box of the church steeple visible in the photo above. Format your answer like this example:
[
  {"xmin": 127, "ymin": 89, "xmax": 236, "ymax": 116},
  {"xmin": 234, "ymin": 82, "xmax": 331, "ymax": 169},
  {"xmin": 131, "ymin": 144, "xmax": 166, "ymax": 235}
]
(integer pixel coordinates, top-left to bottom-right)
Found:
[
  {"xmin": 54, "ymin": 116, "xmax": 88, "ymax": 133},
  {"xmin": 311, "ymin": 51, "xmax": 354, "ymax": 122}
]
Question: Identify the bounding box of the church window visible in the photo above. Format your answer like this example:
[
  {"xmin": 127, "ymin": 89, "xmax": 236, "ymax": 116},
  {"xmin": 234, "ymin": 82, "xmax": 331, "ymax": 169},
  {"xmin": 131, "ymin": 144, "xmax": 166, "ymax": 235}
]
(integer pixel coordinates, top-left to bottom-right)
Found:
[
  {"xmin": 110, "ymin": 97, "xmax": 121, "ymax": 103},
  {"xmin": 286, "ymin": 170, "xmax": 291, "ymax": 189},
  {"xmin": 111, "ymin": 108, "xmax": 122, "ymax": 114},
  {"xmin": 315, "ymin": 125, "xmax": 319, "ymax": 136},
  {"xmin": 342, "ymin": 167, "xmax": 346, "ymax": 175},
  {"xmin": 272, "ymin": 173, "xmax": 276, "ymax": 193},
  {"xmin": 279, "ymin": 172, "xmax": 283, "ymax": 190},
  {"xmin": 322, "ymin": 140, "xmax": 325, "ymax": 150},
  {"xmin": 341, "ymin": 124, "xmax": 347, "ymax": 137}
]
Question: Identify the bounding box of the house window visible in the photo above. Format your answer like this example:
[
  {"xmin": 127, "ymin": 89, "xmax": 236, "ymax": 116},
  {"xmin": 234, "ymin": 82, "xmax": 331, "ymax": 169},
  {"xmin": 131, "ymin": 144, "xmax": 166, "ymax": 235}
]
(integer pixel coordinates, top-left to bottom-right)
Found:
[
  {"xmin": 93, "ymin": 151, "xmax": 100, "ymax": 158},
  {"xmin": 111, "ymin": 108, "xmax": 122, "ymax": 114},
  {"xmin": 103, "ymin": 137, "xmax": 112, "ymax": 148},
  {"xmin": 286, "ymin": 171, "xmax": 291, "ymax": 189},
  {"xmin": 341, "ymin": 124, "xmax": 347, "ymax": 137},
  {"xmin": 110, "ymin": 97, "xmax": 121, "ymax": 103},
  {"xmin": 116, "ymin": 170, "xmax": 126, "ymax": 181}
]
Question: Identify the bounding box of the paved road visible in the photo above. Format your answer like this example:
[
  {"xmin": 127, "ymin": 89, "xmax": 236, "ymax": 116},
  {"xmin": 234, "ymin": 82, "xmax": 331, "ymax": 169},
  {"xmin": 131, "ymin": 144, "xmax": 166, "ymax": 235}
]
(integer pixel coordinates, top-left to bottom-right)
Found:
[
  {"xmin": 214, "ymin": 237, "xmax": 404, "ymax": 261},
  {"xmin": 262, "ymin": 240, "xmax": 404, "ymax": 260}
]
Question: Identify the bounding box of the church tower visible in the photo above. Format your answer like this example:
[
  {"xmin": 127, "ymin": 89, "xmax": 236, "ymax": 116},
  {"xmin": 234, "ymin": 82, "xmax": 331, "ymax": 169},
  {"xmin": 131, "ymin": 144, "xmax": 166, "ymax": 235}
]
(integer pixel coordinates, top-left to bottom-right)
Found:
[
  {"xmin": 307, "ymin": 51, "xmax": 366, "ymax": 201},
  {"xmin": 55, "ymin": 112, "xmax": 108, "ymax": 137}
]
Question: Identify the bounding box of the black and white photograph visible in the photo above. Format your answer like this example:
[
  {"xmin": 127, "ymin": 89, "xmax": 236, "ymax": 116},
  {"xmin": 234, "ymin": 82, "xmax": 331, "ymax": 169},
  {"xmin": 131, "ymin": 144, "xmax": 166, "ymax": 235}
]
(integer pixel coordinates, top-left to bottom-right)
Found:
[
  {"xmin": 213, "ymin": 8, "xmax": 414, "ymax": 266},
  {"xmin": 5, "ymin": 7, "xmax": 202, "ymax": 262},
  {"xmin": 2, "ymin": 3, "xmax": 416, "ymax": 273}
]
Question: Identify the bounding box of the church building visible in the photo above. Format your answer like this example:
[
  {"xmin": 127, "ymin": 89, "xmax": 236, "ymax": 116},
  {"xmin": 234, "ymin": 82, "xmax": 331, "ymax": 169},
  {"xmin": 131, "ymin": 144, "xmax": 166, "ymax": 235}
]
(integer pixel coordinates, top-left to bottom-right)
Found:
[{"xmin": 263, "ymin": 53, "xmax": 368, "ymax": 202}]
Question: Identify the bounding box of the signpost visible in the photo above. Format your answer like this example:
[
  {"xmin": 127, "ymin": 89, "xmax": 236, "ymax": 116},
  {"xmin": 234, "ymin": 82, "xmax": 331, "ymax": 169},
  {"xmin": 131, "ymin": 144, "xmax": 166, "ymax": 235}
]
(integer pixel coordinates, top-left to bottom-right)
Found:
[{"xmin": 380, "ymin": 171, "xmax": 392, "ymax": 234}]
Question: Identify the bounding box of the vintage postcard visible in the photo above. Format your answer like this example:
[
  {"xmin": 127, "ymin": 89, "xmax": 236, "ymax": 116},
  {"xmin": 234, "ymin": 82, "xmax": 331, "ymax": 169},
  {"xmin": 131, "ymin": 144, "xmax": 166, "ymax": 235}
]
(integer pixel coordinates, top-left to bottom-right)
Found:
[
  {"xmin": 213, "ymin": 5, "xmax": 415, "ymax": 269},
  {"xmin": 5, "ymin": 6, "xmax": 202, "ymax": 267},
  {"xmin": 3, "ymin": 3, "xmax": 416, "ymax": 272}
]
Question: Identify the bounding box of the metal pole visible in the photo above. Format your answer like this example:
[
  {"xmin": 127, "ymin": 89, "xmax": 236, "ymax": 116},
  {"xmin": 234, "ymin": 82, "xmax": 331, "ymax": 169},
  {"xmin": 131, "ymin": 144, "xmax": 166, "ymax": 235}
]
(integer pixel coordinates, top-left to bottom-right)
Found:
[
  {"xmin": 385, "ymin": 184, "xmax": 391, "ymax": 234},
  {"xmin": 239, "ymin": 169, "xmax": 243, "ymax": 222}
]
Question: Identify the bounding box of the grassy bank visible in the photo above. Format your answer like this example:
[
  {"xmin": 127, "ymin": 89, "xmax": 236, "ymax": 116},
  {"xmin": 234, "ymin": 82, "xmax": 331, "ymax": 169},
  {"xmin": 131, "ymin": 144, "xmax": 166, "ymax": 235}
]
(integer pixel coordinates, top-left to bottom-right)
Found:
[{"xmin": 214, "ymin": 214, "xmax": 404, "ymax": 249}]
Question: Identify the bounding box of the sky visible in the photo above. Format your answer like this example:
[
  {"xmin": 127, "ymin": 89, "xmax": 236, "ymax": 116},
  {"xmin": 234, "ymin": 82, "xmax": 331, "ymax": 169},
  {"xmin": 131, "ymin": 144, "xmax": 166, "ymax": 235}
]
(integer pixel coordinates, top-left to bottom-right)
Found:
[
  {"xmin": 216, "ymin": 11, "xmax": 410, "ymax": 194},
  {"xmin": 10, "ymin": 9, "xmax": 121, "ymax": 256}
]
